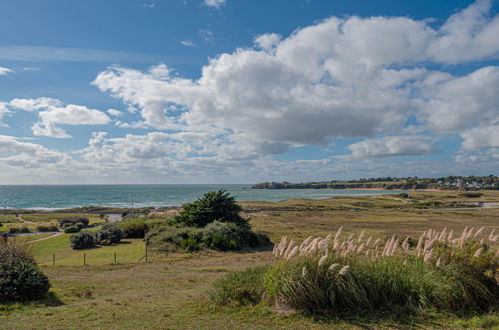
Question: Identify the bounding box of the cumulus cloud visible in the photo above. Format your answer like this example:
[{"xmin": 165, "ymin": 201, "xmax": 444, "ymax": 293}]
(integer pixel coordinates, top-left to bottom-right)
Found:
[
  {"xmin": 461, "ymin": 125, "xmax": 499, "ymax": 149},
  {"xmin": 3, "ymin": 0, "xmax": 499, "ymax": 182},
  {"xmin": 422, "ymin": 66, "xmax": 499, "ymax": 132},
  {"xmin": 346, "ymin": 136, "xmax": 436, "ymax": 158},
  {"xmin": 0, "ymin": 66, "xmax": 14, "ymax": 75},
  {"xmin": 8, "ymin": 97, "xmax": 110, "ymax": 138},
  {"xmin": 93, "ymin": 0, "xmax": 499, "ymax": 160},
  {"xmin": 204, "ymin": 0, "xmax": 225, "ymax": 8},
  {"xmin": 0, "ymin": 135, "xmax": 73, "ymax": 169},
  {"xmin": 254, "ymin": 33, "xmax": 281, "ymax": 51}
]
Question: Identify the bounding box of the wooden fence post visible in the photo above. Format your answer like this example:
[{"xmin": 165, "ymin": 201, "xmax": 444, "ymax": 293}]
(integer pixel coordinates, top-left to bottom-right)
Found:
[
  {"xmin": 84, "ymin": 253, "xmax": 86, "ymax": 266},
  {"xmin": 114, "ymin": 252, "xmax": 117, "ymax": 264},
  {"xmin": 53, "ymin": 254, "xmax": 55, "ymax": 266}
]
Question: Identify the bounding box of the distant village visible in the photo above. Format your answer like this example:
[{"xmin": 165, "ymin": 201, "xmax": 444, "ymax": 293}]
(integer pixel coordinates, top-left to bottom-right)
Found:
[{"xmin": 252, "ymin": 175, "xmax": 499, "ymax": 190}]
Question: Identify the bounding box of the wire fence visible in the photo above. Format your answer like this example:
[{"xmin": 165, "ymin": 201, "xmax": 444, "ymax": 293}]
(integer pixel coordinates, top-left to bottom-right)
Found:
[{"xmin": 46, "ymin": 245, "xmax": 149, "ymax": 267}]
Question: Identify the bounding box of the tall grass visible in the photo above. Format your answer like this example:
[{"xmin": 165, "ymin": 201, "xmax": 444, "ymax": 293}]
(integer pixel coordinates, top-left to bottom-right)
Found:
[
  {"xmin": 266, "ymin": 227, "xmax": 498, "ymax": 313},
  {"xmin": 212, "ymin": 226, "xmax": 498, "ymax": 315}
]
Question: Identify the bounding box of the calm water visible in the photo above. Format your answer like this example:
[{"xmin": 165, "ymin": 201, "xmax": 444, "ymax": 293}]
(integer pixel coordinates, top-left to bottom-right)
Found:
[{"xmin": 0, "ymin": 185, "xmax": 402, "ymax": 210}]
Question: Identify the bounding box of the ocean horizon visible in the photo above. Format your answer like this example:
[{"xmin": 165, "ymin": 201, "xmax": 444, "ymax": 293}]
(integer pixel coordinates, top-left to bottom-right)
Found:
[{"xmin": 0, "ymin": 184, "xmax": 403, "ymax": 210}]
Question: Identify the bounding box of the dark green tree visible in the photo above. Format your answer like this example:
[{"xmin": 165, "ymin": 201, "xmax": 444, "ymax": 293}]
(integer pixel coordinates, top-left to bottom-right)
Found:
[{"xmin": 175, "ymin": 190, "xmax": 249, "ymax": 228}]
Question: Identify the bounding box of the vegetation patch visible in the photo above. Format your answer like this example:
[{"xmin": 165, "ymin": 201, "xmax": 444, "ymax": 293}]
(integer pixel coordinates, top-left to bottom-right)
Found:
[
  {"xmin": 147, "ymin": 190, "xmax": 271, "ymax": 252},
  {"xmin": 0, "ymin": 240, "xmax": 50, "ymax": 302},
  {"xmin": 212, "ymin": 226, "xmax": 498, "ymax": 316}
]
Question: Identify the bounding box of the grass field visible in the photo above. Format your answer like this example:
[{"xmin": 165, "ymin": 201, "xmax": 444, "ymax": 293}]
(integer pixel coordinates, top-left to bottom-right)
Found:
[{"xmin": 1, "ymin": 191, "xmax": 498, "ymax": 329}]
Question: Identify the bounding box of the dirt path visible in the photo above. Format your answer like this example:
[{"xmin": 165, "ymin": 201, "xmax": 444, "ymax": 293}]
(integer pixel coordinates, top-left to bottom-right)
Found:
[
  {"xmin": 27, "ymin": 232, "xmax": 64, "ymax": 243},
  {"xmin": 17, "ymin": 214, "xmax": 38, "ymax": 225}
]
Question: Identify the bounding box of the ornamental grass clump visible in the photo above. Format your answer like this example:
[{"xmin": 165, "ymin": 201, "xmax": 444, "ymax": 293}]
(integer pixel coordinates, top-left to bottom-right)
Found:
[{"xmin": 264, "ymin": 226, "xmax": 498, "ymax": 314}]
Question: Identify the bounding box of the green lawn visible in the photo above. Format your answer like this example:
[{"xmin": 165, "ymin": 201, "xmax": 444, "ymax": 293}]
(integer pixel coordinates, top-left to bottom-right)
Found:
[{"xmin": 30, "ymin": 233, "xmax": 147, "ymax": 266}]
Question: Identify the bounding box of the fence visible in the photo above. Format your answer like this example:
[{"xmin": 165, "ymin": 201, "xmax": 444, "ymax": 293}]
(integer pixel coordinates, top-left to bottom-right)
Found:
[{"xmin": 47, "ymin": 245, "xmax": 149, "ymax": 267}]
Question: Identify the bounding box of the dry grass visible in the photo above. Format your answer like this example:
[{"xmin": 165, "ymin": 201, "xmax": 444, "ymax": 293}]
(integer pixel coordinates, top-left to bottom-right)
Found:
[{"xmin": 1, "ymin": 192, "xmax": 498, "ymax": 328}]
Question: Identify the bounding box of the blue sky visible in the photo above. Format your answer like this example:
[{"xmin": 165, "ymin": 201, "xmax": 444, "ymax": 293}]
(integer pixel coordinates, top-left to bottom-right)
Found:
[{"xmin": 0, "ymin": 0, "xmax": 498, "ymax": 184}]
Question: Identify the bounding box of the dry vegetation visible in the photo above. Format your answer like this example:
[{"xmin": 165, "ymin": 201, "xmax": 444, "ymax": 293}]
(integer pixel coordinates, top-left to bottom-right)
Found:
[{"xmin": 1, "ymin": 191, "xmax": 498, "ymax": 329}]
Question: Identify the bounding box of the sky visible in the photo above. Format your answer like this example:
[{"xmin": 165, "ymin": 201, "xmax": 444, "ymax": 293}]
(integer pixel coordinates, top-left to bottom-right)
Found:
[{"xmin": 0, "ymin": 0, "xmax": 498, "ymax": 184}]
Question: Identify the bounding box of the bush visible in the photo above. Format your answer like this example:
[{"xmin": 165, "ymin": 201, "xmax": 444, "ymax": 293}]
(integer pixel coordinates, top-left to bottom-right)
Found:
[
  {"xmin": 120, "ymin": 219, "xmax": 147, "ymax": 238},
  {"xmin": 96, "ymin": 226, "xmax": 122, "ymax": 245},
  {"xmin": 70, "ymin": 231, "xmax": 96, "ymax": 249},
  {"xmin": 202, "ymin": 221, "xmax": 244, "ymax": 250},
  {"xmin": 210, "ymin": 265, "xmax": 270, "ymax": 306},
  {"xmin": 36, "ymin": 224, "xmax": 59, "ymax": 232},
  {"xmin": 0, "ymin": 240, "xmax": 50, "ymax": 302},
  {"xmin": 9, "ymin": 226, "xmax": 31, "ymax": 234},
  {"xmin": 175, "ymin": 190, "xmax": 249, "ymax": 228},
  {"xmin": 201, "ymin": 221, "xmax": 270, "ymax": 250},
  {"xmin": 64, "ymin": 225, "xmax": 81, "ymax": 234},
  {"xmin": 146, "ymin": 225, "xmax": 202, "ymax": 252},
  {"xmin": 59, "ymin": 216, "xmax": 89, "ymax": 227}
]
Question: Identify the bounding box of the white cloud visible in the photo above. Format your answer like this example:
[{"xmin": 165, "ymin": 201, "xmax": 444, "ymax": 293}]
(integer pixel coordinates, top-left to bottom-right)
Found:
[
  {"xmin": 9, "ymin": 97, "xmax": 63, "ymax": 112},
  {"xmin": 92, "ymin": 1, "xmax": 499, "ymax": 164},
  {"xmin": 461, "ymin": 125, "xmax": 499, "ymax": 150},
  {"xmin": 107, "ymin": 109, "xmax": 123, "ymax": 117},
  {"xmin": 204, "ymin": 0, "xmax": 225, "ymax": 8},
  {"xmin": 422, "ymin": 66, "xmax": 499, "ymax": 132},
  {"xmin": 0, "ymin": 103, "xmax": 10, "ymax": 127},
  {"xmin": 0, "ymin": 135, "xmax": 73, "ymax": 170},
  {"xmin": 181, "ymin": 40, "xmax": 197, "ymax": 47},
  {"xmin": 8, "ymin": 97, "xmax": 110, "ymax": 138},
  {"xmin": 254, "ymin": 33, "xmax": 281, "ymax": 51},
  {"xmin": 0, "ymin": 66, "xmax": 14, "ymax": 75},
  {"xmin": 345, "ymin": 136, "xmax": 436, "ymax": 158}
]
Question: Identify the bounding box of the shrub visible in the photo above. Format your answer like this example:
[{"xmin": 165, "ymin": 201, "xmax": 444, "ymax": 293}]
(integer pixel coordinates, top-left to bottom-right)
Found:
[
  {"xmin": 0, "ymin": 240, "xmax": 50, "ymax": 302},
  {"xmin": 146, "ymin": 225, "xmax": 202, "ymax": 252},
  {"xmin": 105, "ymin": 225, "xmax": 123, "ymax": 243},
  {"xmin": 70, "ymin": 231, "xmax": 96, "ymax": 249},
  {"xmin": 210, "ymin": 265, "xmax": 271, "ymax": 306},
  {"xmin": 120, "ymin": 219, "xmax": 147, "ymax": 238},
  {"xmin": 175, "ymin": 190, "xmax": 249, "ymax": 229},
  {"xmin": 202, "ymin": 221, "xmax": 244, "ymax": 250},
  {"xmin": 59, "ymin": 216, "xmax": 89, "ymax": 227},
  {"xmin": 96, "ymin": 226, "xmax": 122, "ymax": 245},
  {"xmin": 201, "ymin": 221, "xmax": 270, "ymax": 250},
  {"xmin": 64, "ymin": 225, "xmax": 81, "ymax": 234},
  {"xmin": 9, "ymin": 226, "xmax": 31, "ymax": 234},
  {"xmin": 36, "ymin": 224, "xmax": 59, "ymax": 232}
]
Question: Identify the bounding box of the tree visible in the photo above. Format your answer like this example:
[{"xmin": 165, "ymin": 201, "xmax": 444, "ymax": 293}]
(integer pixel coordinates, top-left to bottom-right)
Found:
[{"xmin": 175, "ymin": 190, "xmax": 249, "ymax": 229}]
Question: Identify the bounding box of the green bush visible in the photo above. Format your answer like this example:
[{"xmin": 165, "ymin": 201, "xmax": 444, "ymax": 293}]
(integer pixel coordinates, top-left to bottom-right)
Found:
[
  {"xmin": 70, "ymin": 231, "xmax": 96, "ymax": 249},
  {"xmin": 120, "ymin": 219, "xmax": 147, "ymax": 238},
  {"xmin": 106, "ymin": 226, "xmax": 123, "ymax": 243},
  {"xmin": 96, "ymin": 226, "xmax": 122, "ymax": 245},
  {"xmin": 202, "ymin": 221, "xmax": 244, "ymax": 250},
  {"xmin": 210, "ymin": 265, "xmax": 270, "ymax": 306},
  {"xmin": 175, "ymin": 190, "xmax": 249, "ymax": 229},
  {"xmin": 64, "ymin": 225, "xmax": 81, "ymax": 234},
  {"xmin": 201, "ymin": 221, "xmax": 270, "ymax": 250},
  {"xmin": 59, "ymin": 216, "xmax": 89, "ymax": 227},
  {"xmin": 36, "ymin": 224, "xmax": 59, "ymax": 232},
  {"xmin": 8, "ymin": 226, "xmax": 31, "ymax": 234},
  {"xmin": 0, "ymin": 241, "xmax": 50, "ymax": 302},
  {"xmin": 146, "ymin": 225, "xmax": 202, "ymax": 252}
]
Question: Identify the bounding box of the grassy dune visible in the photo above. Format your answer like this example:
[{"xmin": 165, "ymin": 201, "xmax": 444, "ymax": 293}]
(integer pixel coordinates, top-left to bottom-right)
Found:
[{"xmin": 1, "ymin": 191, "xmax": 498, "ymax": 329}]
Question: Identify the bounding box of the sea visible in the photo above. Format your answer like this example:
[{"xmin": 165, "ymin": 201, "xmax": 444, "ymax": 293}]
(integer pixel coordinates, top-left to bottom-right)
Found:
[{"xmin": 0, "ymin": 184, "xmax": 402, "ymax": 210}]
